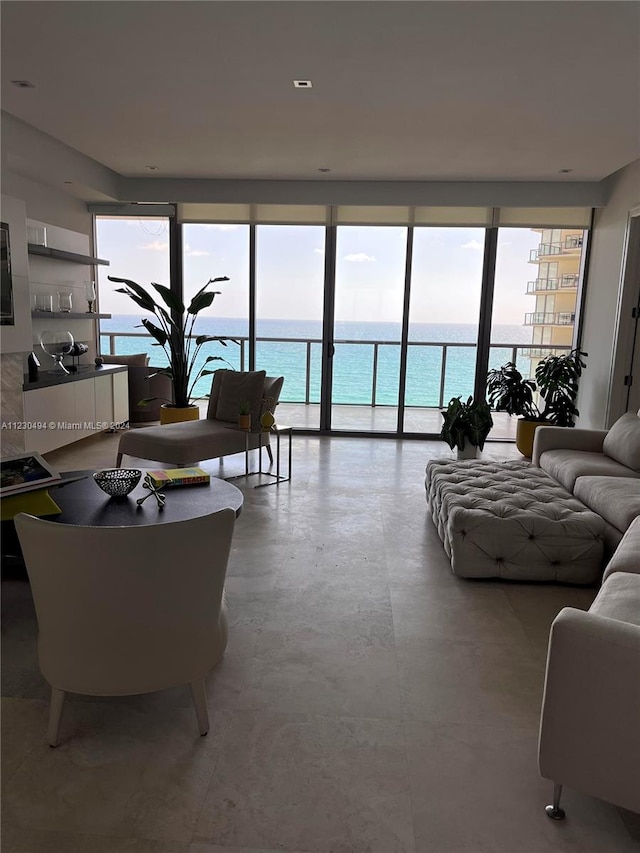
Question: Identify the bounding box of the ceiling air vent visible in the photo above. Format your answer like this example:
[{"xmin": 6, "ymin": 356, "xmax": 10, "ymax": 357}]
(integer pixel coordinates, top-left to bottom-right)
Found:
[{"xmin": 293, "ymin": 80, "xmax": 313, "ymax": 88}]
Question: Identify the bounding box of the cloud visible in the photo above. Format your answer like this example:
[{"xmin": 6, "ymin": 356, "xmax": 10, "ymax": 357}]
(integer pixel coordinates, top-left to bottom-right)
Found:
[
  {"xmin": 344, "ymin": 252, "xmax": 376, "ymax": 263},
  {"xmin": 461, "ymin": 240, "xmax": 483, "ymax": 251},
  {"xmin": 313, "ymin": 247, "xmax": 324, "ymax": 255},
  {"xmin": 184, "ymin": 244, "xmax": 210, "ymax": 257},
  {"xmin": 138, "ymin": 240, "xmax": 169, "ymax": 252}
]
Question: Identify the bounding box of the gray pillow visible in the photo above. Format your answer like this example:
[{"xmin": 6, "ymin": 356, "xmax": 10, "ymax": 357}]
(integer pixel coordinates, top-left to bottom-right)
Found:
[
  {"xmin": 603, "ymin": 412, "xmax": 640, "ymax": 471},
  {"xmin": 215, "ymin": 370, "xmax": 266, "ymax": 425}
]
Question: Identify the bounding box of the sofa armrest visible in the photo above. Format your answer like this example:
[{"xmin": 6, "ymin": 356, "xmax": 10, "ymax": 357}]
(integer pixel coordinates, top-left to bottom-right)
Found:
[
  {"xmin": 532, "ymin": 426, "xmax": 608, "ymax": 466},
  {"xmin": 538, "ymin": 607, "xmax": 640, "ymax": 813}
]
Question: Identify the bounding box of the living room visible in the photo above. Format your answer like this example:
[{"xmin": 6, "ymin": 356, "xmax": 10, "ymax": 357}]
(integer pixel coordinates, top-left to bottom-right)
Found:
[{"xmin": 1, "ymin": 2, "xmax": 639, "ymax": 852}]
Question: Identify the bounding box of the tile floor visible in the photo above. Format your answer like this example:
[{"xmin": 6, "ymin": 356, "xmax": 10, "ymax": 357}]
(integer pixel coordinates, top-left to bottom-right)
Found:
[{"xmin": 2, "ymin": 432, "xmax": 639, "ymax": 853}]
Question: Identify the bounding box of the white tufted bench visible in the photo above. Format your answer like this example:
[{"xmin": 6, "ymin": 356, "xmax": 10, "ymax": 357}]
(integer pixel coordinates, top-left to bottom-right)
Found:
[{"xmin": 425, "ymin": 459, "xmax": 605, "ymax": 583}]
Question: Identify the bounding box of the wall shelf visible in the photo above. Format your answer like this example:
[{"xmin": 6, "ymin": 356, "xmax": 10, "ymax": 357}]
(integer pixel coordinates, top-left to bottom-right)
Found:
[
  {"xmin": 31, "ymin": 311, "xmax": 112, "ymax": 320},
  {"xmin": 27, "ymin": 244, "xmax": 110, "ymax": 266}
]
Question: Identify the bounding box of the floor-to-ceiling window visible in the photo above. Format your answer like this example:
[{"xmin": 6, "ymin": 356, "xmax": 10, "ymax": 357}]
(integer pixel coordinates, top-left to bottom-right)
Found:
[
  {"xmin": 404, "ymin": 228, "xmax": 485, "ymax": 433},
  {"xmin": 255, "ymin": 225, "xmax": 325, "ymax": 429},
  {"xmin": 332, "ymin": 226, "xmax": 407, "ymax": 432}
]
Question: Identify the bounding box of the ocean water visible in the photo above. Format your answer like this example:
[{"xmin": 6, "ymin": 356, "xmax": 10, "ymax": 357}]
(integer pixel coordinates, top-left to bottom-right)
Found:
[{"xmin": 100, "ymin": 316, "xmax": 532, "ymax": 407}]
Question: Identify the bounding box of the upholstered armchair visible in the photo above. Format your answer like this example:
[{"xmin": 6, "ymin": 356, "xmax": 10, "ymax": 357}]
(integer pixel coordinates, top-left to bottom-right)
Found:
[
  {"xmin": 14, "ymin": 508, "xmax": 236, "ymax": 745},
  {"xmin": 116, "ymin": 369, "xmax": 284, "ymax": 467},
  {"xmin": 100, "ymin": 353, "xmax": 173, "ymax": 423}
]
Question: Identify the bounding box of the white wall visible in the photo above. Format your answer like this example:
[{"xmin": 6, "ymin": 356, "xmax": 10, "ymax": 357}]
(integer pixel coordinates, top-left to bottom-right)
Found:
[{"xmin": 577, "ymin": 159, "xmax": 640, "ymax": 428}]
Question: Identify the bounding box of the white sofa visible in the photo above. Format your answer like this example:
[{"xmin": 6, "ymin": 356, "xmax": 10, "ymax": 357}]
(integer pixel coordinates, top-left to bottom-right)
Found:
[
  {"xmin": 533, "ymin": 410, "xmax": 640, "ymax": 554},
  {"xmin": 538, "ymin": 515, "xmax": 640, "ymax": 818}
]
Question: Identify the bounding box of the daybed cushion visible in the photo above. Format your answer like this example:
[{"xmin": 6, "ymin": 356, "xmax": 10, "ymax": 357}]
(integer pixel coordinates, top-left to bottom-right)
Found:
[
  {"xmin": 602, "ymin": 412, "xmax": 640, "ymax": 471},
  {"xmin": 538, "ymin": 449, "xmax": 640, "ymax": 491},
  {"xmin": 590, "ymin": 572, "xmax": 640, "ymax": 627},
  {"xmin": 101, "ymin": 352, "xmax": 149, "ymax": 367},
  {"xmin": 573, "ymin": 476, "xmax": 640, "ymax": 533},
  {"xmin": 602, "ymin": 515, "xmax": 640, "ymax": 581},
  {"xmin": 215, "ymin": 370, "xmax": 266, "ymax": 425}
]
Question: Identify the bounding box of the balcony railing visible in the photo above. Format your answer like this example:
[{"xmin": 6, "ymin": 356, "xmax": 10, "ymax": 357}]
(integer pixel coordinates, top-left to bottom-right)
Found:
[
  {"xmin": 526, "ymin": 275, "xmax": 579, "ymax": 293},
  {"xmin": 100, "ymin": 330, "xmax": 570, "ymax": 412},
  {"xmin": 524, "ymin": 312, "xmax": 575, "ymax": 326},
  {"xmin": 529, "ymin": 237, "xmax": 584, "ymax": 261}
]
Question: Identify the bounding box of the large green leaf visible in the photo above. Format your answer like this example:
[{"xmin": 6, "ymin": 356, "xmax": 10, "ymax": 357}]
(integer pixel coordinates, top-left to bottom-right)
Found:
[
  {"xmin": 109, "ymin": 277, "xmax": 157, "ymax": 312},
  {"xmin": 151, "ymin": 283, "xmax": 185, "ymax": 315},
  {"xmin": 187, "ymin": 290, "xmax": 218, "ymax": 314},
  {"xmin": 141, "ymin": 318, "xmax": 168, "ymax": 345}
]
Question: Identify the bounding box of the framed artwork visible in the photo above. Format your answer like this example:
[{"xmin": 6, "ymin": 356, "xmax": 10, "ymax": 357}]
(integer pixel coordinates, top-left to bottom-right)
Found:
[{"xmin": 0, "ymin": 221, "xmax": 15, "ymax": 326}]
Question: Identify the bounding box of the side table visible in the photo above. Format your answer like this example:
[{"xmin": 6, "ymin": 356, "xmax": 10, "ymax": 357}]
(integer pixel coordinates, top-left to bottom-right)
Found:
[{"xmin": 225, "ymin": 424, "xmax": 292, "ymax": 487}]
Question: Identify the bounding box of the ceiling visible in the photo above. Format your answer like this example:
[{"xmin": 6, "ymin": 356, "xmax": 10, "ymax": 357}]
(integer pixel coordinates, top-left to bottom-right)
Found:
[{"xmin": 1, "ymin": 1, "xmax": 639, "ymax": 184}]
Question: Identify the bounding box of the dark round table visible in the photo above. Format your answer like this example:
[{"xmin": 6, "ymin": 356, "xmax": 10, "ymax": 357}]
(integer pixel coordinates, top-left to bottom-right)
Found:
[
  {"xmin": 49, "ymin": 468, "xmax": 243, "ymax": 526},
  {"xmin": 1, "ymin": 469, "xmax": 243, "ymax": 574}
]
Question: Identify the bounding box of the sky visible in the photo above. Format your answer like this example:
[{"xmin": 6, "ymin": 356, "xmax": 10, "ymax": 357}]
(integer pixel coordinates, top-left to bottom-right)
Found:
[{"xmin": 96, "ymin": 218, "xmax": 542, "ymax": 328}]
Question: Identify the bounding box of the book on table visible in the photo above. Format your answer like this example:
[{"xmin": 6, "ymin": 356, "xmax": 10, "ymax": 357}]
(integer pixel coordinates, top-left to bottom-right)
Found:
[{"xmin": 147, "ymin": 467, "xmax": 210, "ymax": 488}]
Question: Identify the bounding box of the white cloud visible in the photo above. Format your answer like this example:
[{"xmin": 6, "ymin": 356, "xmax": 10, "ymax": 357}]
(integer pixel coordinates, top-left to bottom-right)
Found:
[
  {"xmin": 461, "ymin": 240, "xmax": 483, "ymax": 251},
  {"xmin": 344, "ymin": 252, "xmax": 376, "ymax": 263},
  {"xmin": 138, "ymin": 240, "xmax": 169, "ymax": 252},
  {"xmin": 313, "ymin": 247, "xmax": 324, "ymax": 255},
  {"xmin": 184, "ymin": 244, "xmax": 210, "ymax": 257}
]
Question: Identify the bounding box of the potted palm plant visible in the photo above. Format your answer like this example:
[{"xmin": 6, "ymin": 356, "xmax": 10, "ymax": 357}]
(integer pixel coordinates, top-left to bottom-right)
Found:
[
  {"xmin": 486, "ymin": 348, "xmax": 588, "ymax": 457},
  {"xmin": 108, "ymin": 275, "xmax": 236, "ymax": 424},
  {"xmin": 440, "ymin": 395, "xmax": 494, "ymax": 459}
]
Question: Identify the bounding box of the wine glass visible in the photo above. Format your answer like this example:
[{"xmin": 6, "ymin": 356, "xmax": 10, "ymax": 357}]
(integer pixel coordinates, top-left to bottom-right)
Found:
[
  {"xmin": 85, "ymin": 281, "xmax": 96, "ymax": 313},
  {"xmin": 40, "ymin": 330, "xmax": 74, "ymax": 374}
]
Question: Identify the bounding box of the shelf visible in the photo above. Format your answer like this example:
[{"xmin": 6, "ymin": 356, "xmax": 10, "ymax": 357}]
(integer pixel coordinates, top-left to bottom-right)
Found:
[
  {"xmin": 27, "ymin": 244, "xmax": 110, "ymax": 266},
  {"xmin": 31, "ymin": 311, "xmax": 112, "ymax": 320}
]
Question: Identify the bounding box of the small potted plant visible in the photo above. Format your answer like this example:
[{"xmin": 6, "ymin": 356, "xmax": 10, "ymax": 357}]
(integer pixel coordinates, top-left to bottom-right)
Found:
[
  {"xmin": 486, "ymin": 348, "xmax": 588, "ymax": 457},
  {"xmin": 440, "ymin": 395, "xmax": 494, "ymax": 459},
  {"xmin": 238, "ymin": 400, "xmax": 251, "ymax": 431}
]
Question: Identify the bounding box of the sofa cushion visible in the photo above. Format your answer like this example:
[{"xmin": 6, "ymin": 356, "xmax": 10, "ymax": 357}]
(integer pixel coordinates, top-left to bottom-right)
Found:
[
  {"xmin": 215, "ymin": 370, "xmax": 266, "ymax": 425},
  {"xmin": 590, "ymin": 572, "xmax": 640, "ymax": 628},
  {"xmin": 603, "ymin": 516, "xmax": 640, "ymax": 581},
  {"xmin": 603, "ymin": 412, "xmax": 640, "ymax": 471},
  {"xmin": 573, "ymin": 476, "xmax": 640, "ymax": 533},
  {"xmin": 101, "ymin": 352, "xmax": 149, "ymax": 367},
  {"xmin": 538, "ymin": 449, "xmax": 640, "ymax": 491}
]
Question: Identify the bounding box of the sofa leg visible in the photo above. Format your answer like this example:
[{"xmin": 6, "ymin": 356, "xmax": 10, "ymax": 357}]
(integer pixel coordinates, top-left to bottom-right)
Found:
[
  {"xmin": 545, "ymin": 783, "xmax": 566, "ymax": 820},
  {"xmin": 266, "ymin": 444, "xmax": 274, "ymax": 465},
  {"xmin": 115, "ymin": 452, "xmax": 123, "ymax": 468}
]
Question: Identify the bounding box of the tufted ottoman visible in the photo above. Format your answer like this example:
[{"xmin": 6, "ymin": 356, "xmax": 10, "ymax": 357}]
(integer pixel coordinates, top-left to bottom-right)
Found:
[{"xmin": 425, "ymin": 459, "xmax": 605, "ymax": 583}]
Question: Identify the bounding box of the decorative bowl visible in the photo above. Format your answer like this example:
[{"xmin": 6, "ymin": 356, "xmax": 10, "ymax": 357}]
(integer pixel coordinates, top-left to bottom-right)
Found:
[{"xmin": 93, "ymin": 468, "xmax": 142, "ymax": 498}]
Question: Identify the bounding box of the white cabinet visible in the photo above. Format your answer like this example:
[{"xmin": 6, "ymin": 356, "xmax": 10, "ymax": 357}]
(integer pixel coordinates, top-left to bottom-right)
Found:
[{"xmin": 23, "ymin": 368, "xmax": 128, "ymax": 453}]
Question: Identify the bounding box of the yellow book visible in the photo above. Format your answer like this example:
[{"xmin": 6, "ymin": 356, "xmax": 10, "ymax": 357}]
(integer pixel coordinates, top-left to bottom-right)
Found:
[{"xmin": 147, "ymin": 467, "xmax": 210, "ymax": 488}]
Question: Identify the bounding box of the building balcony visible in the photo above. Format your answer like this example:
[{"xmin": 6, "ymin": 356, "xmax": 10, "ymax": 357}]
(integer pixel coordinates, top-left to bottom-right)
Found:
[
  {"xmin": 529, "ymin": 237, "xmax": 583, "ymax": 262},
  {"xmin": 526, "ymin": 275, "xmax": 579, "ymax": 293},
  {"xmin": 524, "ymin": 311, "xmax": 575, "ymax": 326}
]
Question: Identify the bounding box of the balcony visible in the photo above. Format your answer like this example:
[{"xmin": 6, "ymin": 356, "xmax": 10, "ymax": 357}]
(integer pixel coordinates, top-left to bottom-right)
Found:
[
  {"xmin": 529, "ymin": 237, "xmax": 583, "ymax": 262},
  {"xmin": 526, "ymin": 275, "xmax": 579, "ymax": 293},
  {"xmin": 99, "ymin": 330, "xmax": 569, "ymax": 438},
  {"xmin": 524, "ymin": 312, "xmax": 575, "ymax": 326}
]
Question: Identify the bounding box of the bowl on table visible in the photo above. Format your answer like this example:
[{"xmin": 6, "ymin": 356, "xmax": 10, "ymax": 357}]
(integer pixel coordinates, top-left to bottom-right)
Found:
[{"xmin": 93, "ymin": 468, "xmax": 142, "ymax": 498}]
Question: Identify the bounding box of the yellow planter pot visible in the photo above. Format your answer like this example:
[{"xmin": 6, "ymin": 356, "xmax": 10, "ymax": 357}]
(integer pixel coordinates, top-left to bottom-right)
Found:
[
  {"xmin": 160, "ymin": 404, "xmax": 200, "ymax": 425},
  {"xmin": 516, "ymin": 419, "xmax": 547, "ymax": 458},
  {"xmin": 238, "ymin": 414, "xmax": 251, "ymax": 430}
]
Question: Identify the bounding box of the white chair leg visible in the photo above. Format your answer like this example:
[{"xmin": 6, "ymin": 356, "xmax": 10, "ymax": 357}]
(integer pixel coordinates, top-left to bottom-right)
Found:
[
  {"xmin": 190, "ymin": 679, "xmax": 209, "ymax": 736},
  {"xmin": 48, "ymin": 688, "xmax": 65, "ymax": 747}
]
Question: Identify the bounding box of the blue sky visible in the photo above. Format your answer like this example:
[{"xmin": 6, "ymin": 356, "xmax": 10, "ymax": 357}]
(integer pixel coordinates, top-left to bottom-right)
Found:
[{"xmin": 96, "ymin": 218, "xmax": 539, "ymax": 327}]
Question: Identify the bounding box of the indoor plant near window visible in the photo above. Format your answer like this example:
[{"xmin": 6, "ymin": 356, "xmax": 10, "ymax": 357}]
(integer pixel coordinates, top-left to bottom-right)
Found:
[
  {"xmin": 440, "ymin": 395, "xmax": 494, "ymax": 459},
  {"xmin": 108, "ymin": 275, "xmax": 236, "ymax": 424},
  {"xmin": 238, "ymin": 400, "xmax": 251, "ymax": 431},
  {"xmin": 486, "ymin": 348, "xmax": 588, "ymax": 457}
]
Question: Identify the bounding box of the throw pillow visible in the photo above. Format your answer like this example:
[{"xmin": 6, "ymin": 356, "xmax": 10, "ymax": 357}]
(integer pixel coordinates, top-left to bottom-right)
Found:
[
  {"xmin": 603, "ymin": 411, "xmax": 640, "ymax": 471},
  {"xmin": 215, "ymin": 370, "xmax": 266, "ymax": 425},
  {"xmin": 101, "ymin": 353, "xmax": 149, "ymax": 367}
]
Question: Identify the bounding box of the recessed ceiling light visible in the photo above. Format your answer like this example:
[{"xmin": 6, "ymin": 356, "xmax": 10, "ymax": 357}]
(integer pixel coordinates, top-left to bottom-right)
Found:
[
  {"xmin": 558, "ymin": 168, "xmax": 574, "ymax": 174},
  {"xmin": 63, "ymin": 181, "xmax": 73, "ymax": 185},
  {"xmin": 293, "ymin": 80, "xmax": 312, "ymax": 88},
  {"xmin": 145, "ymin": 165, "xmax": 159, "ymax": 171},
  {"xmin": 318, "ymin": 168, "xmax": 331, "ymax": 173},
  {"xmin": 11, "ymin": 80, "xmax": 34, "ymax": 88}
]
